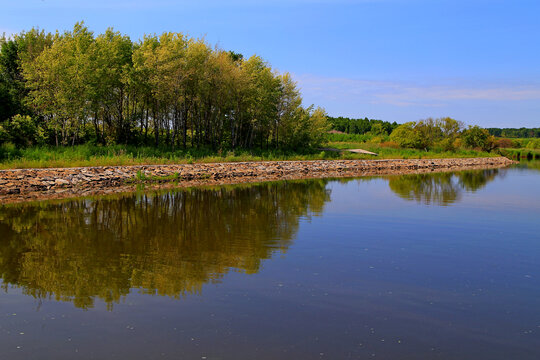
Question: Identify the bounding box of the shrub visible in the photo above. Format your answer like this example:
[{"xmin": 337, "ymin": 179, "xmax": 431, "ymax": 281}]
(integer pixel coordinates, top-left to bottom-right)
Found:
[
  {"xmin": 436, "ymin": 137, "xmax": 457, "ymax": 151},
  {"xmin": 0, "ymin": 142, "xmax": 20, "ymax": 161},
  {"xmin": 390, "ymin": 122, "xmax": 424, "ymax": 149},
  {"xmin": 461, "ymin": 126, "xmax": 497, "ymax": 152},
  {"xmin": 525, "ymin": 139, "xmax": 540, "ymax": 149},
  {"xmin": 2, "ymin": 114, "xmax": 46, "ymax": 147},
  {"xmin": 389, "ymin": 117, "xmax": 463, "ymax": 150},
  {"xmin": 495, "ymin": 138, "xmax": 514, "ymax": 149},
  {"xmin": 379, "ymin": 141, "xmax": 399, "ymax": 149},
  {"xmin": 0, "ymin": 124, "xmax": 8, "ymax": 144}
]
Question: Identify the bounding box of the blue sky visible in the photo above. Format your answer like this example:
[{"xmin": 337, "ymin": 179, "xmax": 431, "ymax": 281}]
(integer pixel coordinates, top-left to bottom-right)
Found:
[{"xmin": 2, "ymin": 0, "xmax": 539, "ymax": 127}]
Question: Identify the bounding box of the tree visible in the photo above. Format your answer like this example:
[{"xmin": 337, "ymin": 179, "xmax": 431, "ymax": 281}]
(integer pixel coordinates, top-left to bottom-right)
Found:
[
  {"xmin": 276, "ymin": 73, "xmax": 303, "ymax": 147},
  {"xmin": 436, "ymin": 117, "xmax": 464, "ymax": 151},
  {"xmin": 8, "ymin": 22, "xmax": 327, "ymax": 151},
  {"xmin": 461, "ymin": 125, "xmax": 497, "ymax": 152},
  {"xmin": 23, "ymin": 22, "xmax": 96, "ymax": 145},
  {"xmin": 390, "ymin": 117, "xmax": 464, "ymax": 151},
  {"xmin": 1, "ymin": 114, "xmax": 44, "ymax": 146},
  {"xmin": 390, "ymin": 122, "xmax": 424, "ymax": 149},
  {"xmin": 92, "ymin": 28, "xmax": 133, "ymax": 143}
]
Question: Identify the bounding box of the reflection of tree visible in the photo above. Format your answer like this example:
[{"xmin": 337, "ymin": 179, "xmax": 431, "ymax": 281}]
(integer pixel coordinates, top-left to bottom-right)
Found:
[
  {"xmin": 457, "ymin": 169, "xmax": 500, "ymax": 191},
  {"xmin": 388, "ymin": 169, "xmax": 500, "ymax": 206},
  {"xmin": 514, "ymin": 161, "xmax": 540, "ymax": 173},
  {"xmin": 0, "ymin": 180, "xmax": 330, "ymax": 309}
]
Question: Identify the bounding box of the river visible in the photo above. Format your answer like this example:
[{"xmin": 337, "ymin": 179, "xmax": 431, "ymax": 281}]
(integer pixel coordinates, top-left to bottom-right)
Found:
[{"xmin": 0, "ymin": 162, "xmax": 539, "ymax": 359}]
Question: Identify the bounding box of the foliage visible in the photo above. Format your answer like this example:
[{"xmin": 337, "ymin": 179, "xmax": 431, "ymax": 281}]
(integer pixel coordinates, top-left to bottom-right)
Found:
[
  {"xmin": 1, "ymin": 23, "xmax": 328, "ymax": 151},
  {"xmin": 389, "ymin": 122, "xmax": 425, "ymax": 149},
  {"xmin": 1, "ymin": 114, "xmax": 45, "ymax": 147},
  {"xmin": 487, "ymin": 127, "xmax": 540, "ymax": 138},
  {"xmin": 494, "ymin": 138, "xmax": 515, "ymax": 149},
  {"xmin": 525, "ymin": 139, "xmax": 540, "ymax": 149},
  {"xmin": 0, "ymin": 30, "xmax": 53, "ymax": 124},
  {"xmin": 390, "ymin": 117, "xmax": 465, "ymax": 151},
  {"xmin": 461, "ymin": 125, "xmax": 497, "ymax": 152},
  {"xmin": 327, "ymin": 116, "xmax": 398, "ymax": 135}
]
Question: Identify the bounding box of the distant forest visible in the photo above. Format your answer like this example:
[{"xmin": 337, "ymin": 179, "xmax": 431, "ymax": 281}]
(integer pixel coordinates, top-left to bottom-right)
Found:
[
  {"xmin": 327, "ymin": 116, "xmax": 399, "ymax": 135},
  {"xmin": 486, "ymin": 128, "xmax": 540, "ymax": 138},
  {"xmin": 329, "ymin": 116, "xmax": 539, "ymax": 139}
]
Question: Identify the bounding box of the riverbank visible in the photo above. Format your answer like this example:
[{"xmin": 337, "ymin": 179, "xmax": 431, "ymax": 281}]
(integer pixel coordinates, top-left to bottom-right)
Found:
[
  {"xmin": 0, "ymin": 157, "xmax": 515, "ymax": 204},
  {"xmin": 500, "ymin": 148, "xmax": 540, "ymax": 161},
  {"xmin": 0, "ymin": 143, "xmax": 497, "ymax": 170}
]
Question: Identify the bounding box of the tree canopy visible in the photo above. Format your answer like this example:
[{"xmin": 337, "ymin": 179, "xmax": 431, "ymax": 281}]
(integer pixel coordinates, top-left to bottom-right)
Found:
[{"xmin": 0, "ymin": 23, "xmax": 328, "ymax": 150}]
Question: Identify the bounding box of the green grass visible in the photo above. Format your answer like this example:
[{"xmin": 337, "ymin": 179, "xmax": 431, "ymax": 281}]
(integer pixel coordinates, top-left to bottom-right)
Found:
[
  {"xmin": 326, "ymin": 133, "xmax": 378, "ymax": 143},
  {"xmin": 327, "ymin": 141, "xmax": 495, "ymax": 159},
  {"xmin": 130, "ymin": 171, "xmax": 182, "ymax": 184},
  {"xmin": 499, "ymin": 148, "xmax": 540, "ymax": 160},
  {"xmin": 0, "ymin": 142, "xmax": 500, "ymax": 170}
]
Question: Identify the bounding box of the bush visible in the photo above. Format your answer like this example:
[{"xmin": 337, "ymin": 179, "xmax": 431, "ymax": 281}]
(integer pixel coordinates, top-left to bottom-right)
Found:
[
  {"xmin": 461, "ymin": 126, "xmax": 497, "ymax": 152},
  {"xmin": 0, "ymin": 142, "xmax": 20, "ymax": 161},
  {"xmin": 0, "ymin": 123, "xmax": 8, "ymax": 144},
  {"xmin": 390, "ymin": 122, "xmax": 425, "ymax": 149},
  {"xmin": 525, "ymin": 139, "xmax": 540, "ymax": 149},
  {"xmin": 436, "ymin": 137, "xmax": 457, "ymax": 151},
  {"xmin": 379, "ymin": 141, "xmax": 399, "ymax": 149},
  {"xmin": 389, "ymin": 117, "xmax": 463, "ymax": 150},
  {"xmin": 1, "ymin": 114, "xmax": 45, "ymax": 147},
  {"xmin": 495, "ymin": 138, "xmax": 514, "ymax": 149}
]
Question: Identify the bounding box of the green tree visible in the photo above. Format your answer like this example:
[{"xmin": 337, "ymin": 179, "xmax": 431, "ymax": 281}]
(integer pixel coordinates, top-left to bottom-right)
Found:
[
  {"xmin": 436, "ymin": 117, "xmax": 463, "ymax": 151},
  {"xmin": 461, "ymin": 125, "xmax": 497, "ymax": 152},
  {"xmin": 8, "ymin": 22, "xmax": 327, "ymax": 151},
  {"xmin": 92, "ymin": 28, "xmax": 133, "ymax": 144},
  {"xmin": 390, "ymin": 122, "xmax": 424, "ymax": 149},
  {"xmin": 23, "ymin": 22, "xmax": 96, "ymax": 145},
  {"xmin": 1, "ymin": 114, "xmax": 44, "ymax": 146}
]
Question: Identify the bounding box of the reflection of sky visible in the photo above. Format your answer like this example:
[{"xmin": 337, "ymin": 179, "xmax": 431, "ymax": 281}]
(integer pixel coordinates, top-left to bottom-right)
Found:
[{"xmin": 326, "ymin": 168, "xmax": 540, "ymax": 222}]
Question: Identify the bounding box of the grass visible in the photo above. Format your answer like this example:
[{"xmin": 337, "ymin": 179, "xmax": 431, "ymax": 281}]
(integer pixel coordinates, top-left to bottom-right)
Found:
[
  {"xmin": 327, "ymin": 141, "xmax": 495, "ymax": 159},
  {"xmin": 326, "ymin": 133, "xmax": 379, "ymax": 143},
  {"xmin": 499, "ymin": 148, "xmax": 540, "ymax": 160},
  {"xmin": 0, "ymin": 142, "xmax": 500, "ymax": 170}
]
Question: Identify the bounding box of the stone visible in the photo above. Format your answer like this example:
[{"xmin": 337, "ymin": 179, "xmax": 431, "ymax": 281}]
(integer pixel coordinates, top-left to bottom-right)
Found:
[{"xmin": 54, "ymin": 179, "xmax": 71, "ymax": 186}]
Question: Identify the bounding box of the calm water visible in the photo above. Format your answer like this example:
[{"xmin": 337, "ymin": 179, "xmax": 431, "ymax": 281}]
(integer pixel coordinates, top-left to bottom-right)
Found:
[{"xmin": 1, "ymin": 163, "xmax": 539, "ymax": 359}]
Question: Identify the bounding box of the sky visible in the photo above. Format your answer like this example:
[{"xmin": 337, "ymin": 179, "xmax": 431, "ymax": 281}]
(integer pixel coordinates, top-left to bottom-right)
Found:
[{"xmin": 2, "ymin": 0, "xmax": 539, "ymax": 127}]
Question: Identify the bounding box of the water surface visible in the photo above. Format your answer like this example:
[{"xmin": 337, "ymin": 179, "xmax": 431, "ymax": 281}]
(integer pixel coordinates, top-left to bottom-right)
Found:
[{"xmin": 1, "ymin": 164, "xmax": 539, "ymax": 359}]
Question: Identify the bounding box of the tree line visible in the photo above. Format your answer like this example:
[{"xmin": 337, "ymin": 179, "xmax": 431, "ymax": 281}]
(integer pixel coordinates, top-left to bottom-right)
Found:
[
  {"xmin": 327, "ymin": 116, "xmax": 399, "ymax": 135},
  {"xmin": 0, "ymin": 23, "xmax": 328, "ymax": 149},
  {"xmin": 486, "ymin": 127, "xmax": 540, "ymax": 139}
]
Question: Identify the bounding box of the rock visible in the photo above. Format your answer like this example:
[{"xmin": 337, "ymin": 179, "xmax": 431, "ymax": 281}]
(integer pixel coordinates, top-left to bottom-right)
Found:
[
  {"xmin": 54, "ymin": 179, "xmax": 71, "ymax": 186},
  {"xmin": 0, "ymin": 157, "xmax": 516, "ymax": 203}
]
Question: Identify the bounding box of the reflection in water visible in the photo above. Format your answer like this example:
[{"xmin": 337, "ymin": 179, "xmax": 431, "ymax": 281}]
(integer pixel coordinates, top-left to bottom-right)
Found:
[
  {"xmin": 388, "ymin": 168, "xmax": 501, "ymax": 205},
  {"xmin": 0, "ymin": 168, "xmax": 510, "ymax": 310},
  {"xmin": 514, "ymin": 160, "xmax": 540, "ymax": 173},
  {"xmin": 0, "ymin": 165, "xmax": 537, "ymax": 360},
  {"xmin": 0, "ymin": 181, "xmax": 330, "ymax": 309}
]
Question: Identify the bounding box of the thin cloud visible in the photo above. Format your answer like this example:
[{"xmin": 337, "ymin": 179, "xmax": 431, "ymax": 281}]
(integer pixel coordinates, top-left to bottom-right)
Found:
[{"xmin": 295, "ymin": 74, "xmax": 540, "ymax": 107}]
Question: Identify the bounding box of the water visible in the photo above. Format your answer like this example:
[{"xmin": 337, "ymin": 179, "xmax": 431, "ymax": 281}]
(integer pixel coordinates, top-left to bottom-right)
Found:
[{"xmin": 1, "ymin": 163, "xmax": 539, "ymax": 359}]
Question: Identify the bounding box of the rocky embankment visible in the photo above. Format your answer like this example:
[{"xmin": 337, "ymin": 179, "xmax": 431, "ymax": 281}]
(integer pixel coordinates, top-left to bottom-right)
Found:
[{"xmin": 0, "ymin": 157, "xmax": 515, "ymax": 203}]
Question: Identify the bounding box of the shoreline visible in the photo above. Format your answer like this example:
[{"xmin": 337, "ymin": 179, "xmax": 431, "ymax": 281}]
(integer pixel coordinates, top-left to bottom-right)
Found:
[{"xmin": 0, "ymin": 157, "xmax": 516, "ymax": 204}]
